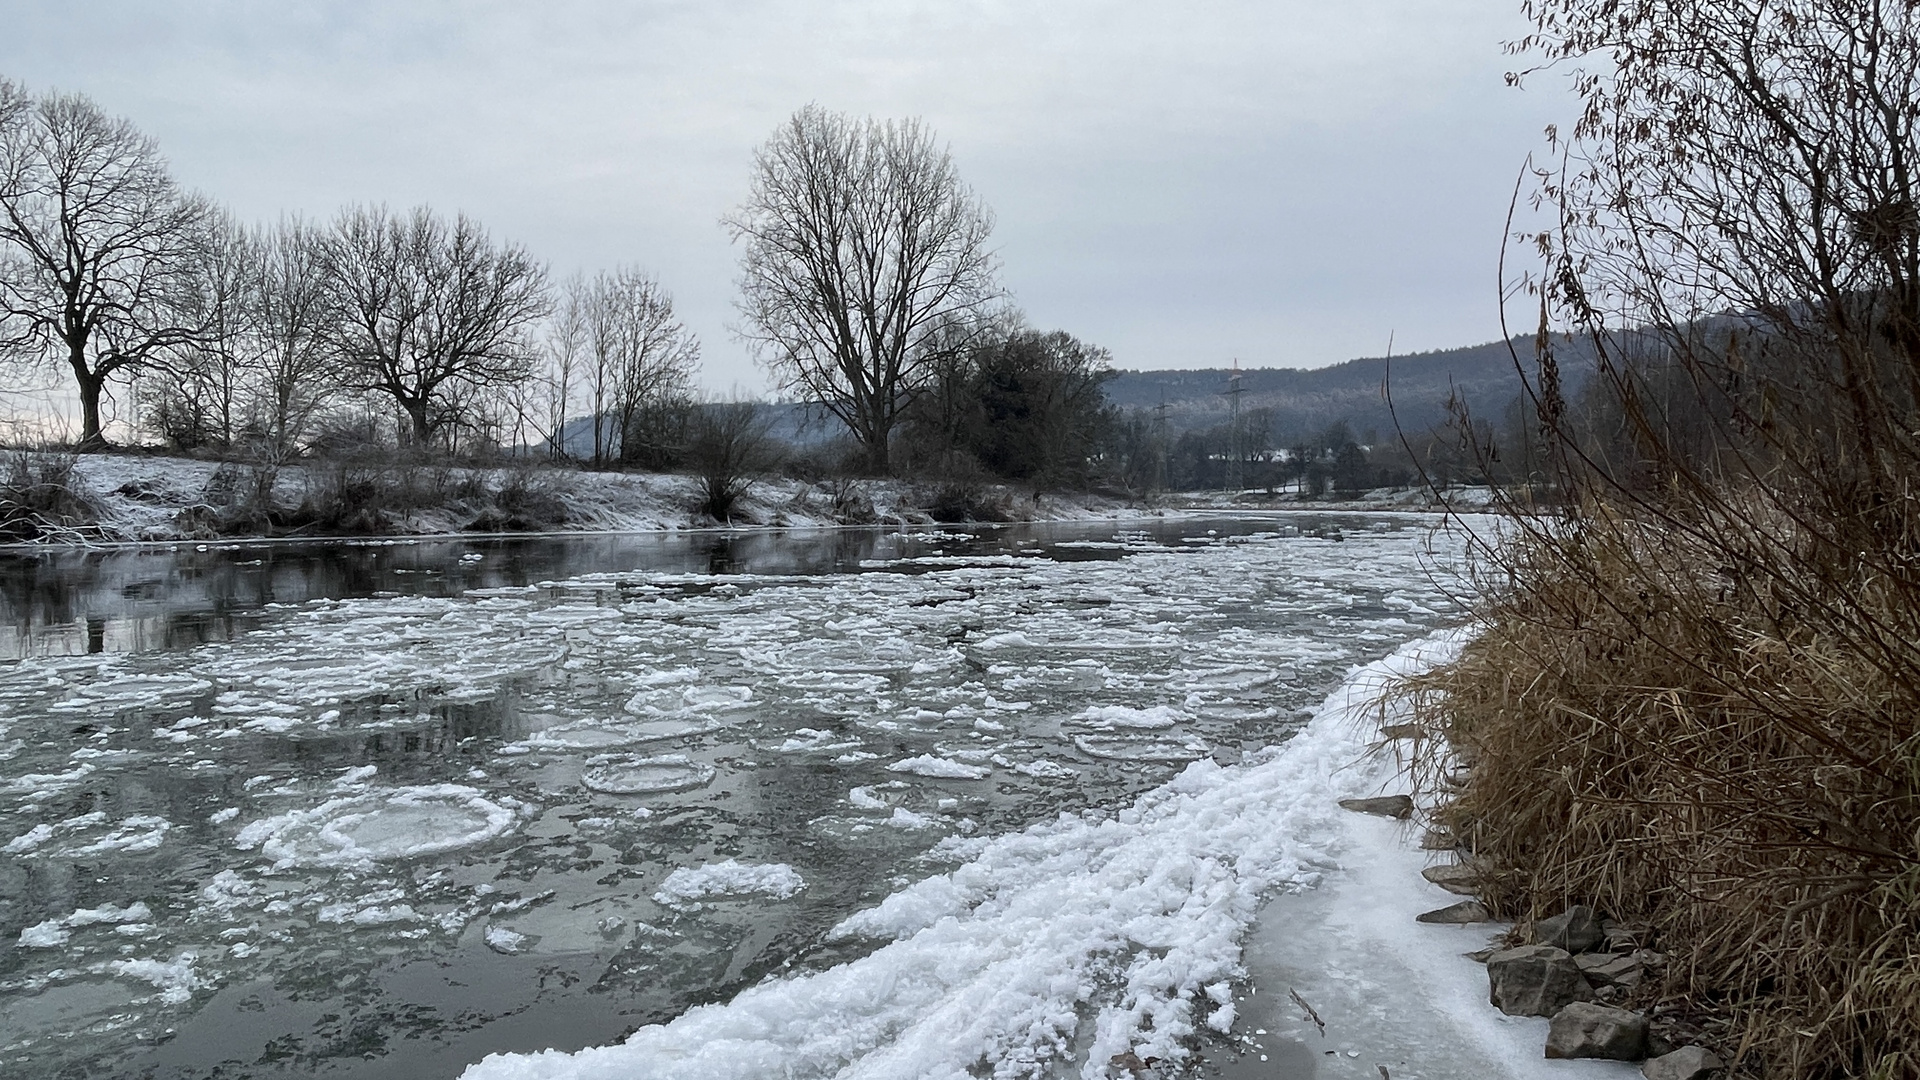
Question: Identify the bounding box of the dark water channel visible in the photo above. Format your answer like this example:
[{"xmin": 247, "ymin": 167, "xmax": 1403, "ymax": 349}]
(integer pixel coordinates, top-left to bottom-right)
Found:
[{"xmin": 0, "ymin": 515, "xmax": 1460, "ymax": 1080}]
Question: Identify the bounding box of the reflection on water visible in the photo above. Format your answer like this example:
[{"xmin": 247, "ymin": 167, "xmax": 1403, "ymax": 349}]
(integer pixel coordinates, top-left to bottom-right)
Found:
[{"xmin": 0, "ymin": 528, "xmax": 931, "ymax": 659}]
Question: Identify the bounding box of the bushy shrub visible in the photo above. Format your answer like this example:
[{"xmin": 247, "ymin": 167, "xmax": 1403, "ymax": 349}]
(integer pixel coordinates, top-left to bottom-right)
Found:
[{"xmin": 0, "ymin": 452, "xmax": 101, "ymax": 541}]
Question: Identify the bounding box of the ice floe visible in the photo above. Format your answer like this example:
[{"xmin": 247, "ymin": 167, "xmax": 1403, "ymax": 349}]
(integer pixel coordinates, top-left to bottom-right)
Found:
[
  {"xmin": 886, "ymin": 755, "xmax": 990, "ymax": 780},
  {"xmin": 234, "ymin": 784, "xmax": 530, "ymax": 869},
  {"xmin": 580, "ymin": 754, "xmax": 717, "ymax": 795},
  {"xmin": 651, "ymin": 860, "xmax": 807, "ymax": 910}
]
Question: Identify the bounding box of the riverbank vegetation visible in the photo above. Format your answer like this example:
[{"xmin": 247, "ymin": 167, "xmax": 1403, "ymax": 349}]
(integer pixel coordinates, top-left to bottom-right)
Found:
[{"xmin": 1411, "ymin": 2, "xmax": 1920, "ymax": 1075}]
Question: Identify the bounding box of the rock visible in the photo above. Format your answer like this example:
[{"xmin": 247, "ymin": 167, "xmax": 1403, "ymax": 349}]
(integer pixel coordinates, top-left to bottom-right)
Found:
[
  {"xmin": 1379, "ymin": 723, "xmax": 1426, "ymax": 740},
  {"xmin": 1576, "ymin": 950, "xmax": 1646, "ymax": 989},
  {"xmin": 1487, "ymin": 945, "xmax": 1593, "ymax": 1016},
  {"xmin": 1421, "ymin": 862, "xmax": 1482, "ymax": 895},
  {"xmin": 1418, "ymin": 829, "xmax": 1457, "ymax": 850},
  {"xmin": 1535, "ymin": 905, "xmax": 1606, "ymax": 953},
  {"xmin": 1641, "ymin": 1046, "xmax": 1725, "ymax": 1079},
  {"xmin": 1416, "ymin": 900, "xmax": 1491, "ymax": 924},
  {"xmin": 1546, "ymin": 1002, "xmax": 1649, "ymax": 1060},
  {"xmin": 1338, "ymin": 795, "xmax": 1413, "ymax": 819}
]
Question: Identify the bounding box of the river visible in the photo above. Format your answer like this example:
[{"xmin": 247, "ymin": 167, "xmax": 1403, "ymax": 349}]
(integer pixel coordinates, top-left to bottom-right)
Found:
[{"xmin": 0, "ymin": 514, "xmax": 1467, "ymax": 1080}]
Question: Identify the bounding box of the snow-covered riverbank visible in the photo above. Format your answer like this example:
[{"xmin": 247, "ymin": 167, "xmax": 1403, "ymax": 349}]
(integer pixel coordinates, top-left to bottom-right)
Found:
[
  {"xmin": 9, "ymin": 452, "xmax": 1481, "ymax": 546},
  {"xmin": 29, "ymin": 454, "xmax": 1152, "ymax": 543}
]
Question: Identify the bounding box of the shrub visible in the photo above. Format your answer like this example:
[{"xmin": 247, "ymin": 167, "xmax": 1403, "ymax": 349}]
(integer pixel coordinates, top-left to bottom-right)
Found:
[
  {"xmin": 0, "ymin": 452, "xmax": 101, "ymax": 541},
  {"xmin": 1407, "ymin": 497, "xmax": 1920, "ymax": 1076}
]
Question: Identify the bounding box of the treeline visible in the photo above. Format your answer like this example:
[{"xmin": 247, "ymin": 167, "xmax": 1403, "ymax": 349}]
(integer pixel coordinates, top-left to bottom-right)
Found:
[{"xmin": 0, "ymin": 80, "xmax": 1132, "ymax": 491}]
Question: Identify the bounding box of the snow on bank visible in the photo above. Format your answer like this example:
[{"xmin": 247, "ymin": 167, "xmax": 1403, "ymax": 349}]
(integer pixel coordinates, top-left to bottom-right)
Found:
[
  {"xmin": 459, "ymin": 631, "xmax": 1467, "ymax": 1080},
  {"xmin": 42, "ymin": 454, "xmax": 1152, "ymax": 543}
]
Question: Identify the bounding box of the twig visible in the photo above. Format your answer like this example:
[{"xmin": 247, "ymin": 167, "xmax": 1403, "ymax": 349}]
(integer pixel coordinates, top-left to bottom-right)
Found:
[{"xmin": 1289, "ymin": 987, "xmax": 1326, "ymax": 1037}]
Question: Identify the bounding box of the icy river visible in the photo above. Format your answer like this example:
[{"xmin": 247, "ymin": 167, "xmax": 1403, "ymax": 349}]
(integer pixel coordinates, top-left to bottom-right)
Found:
[{"xmin": 0, "ymin": 514, "xmax": 1470, "ymax": 1080}]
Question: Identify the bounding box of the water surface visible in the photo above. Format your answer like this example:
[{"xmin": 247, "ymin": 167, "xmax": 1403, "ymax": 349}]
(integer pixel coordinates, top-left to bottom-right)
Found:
[{"xmin": 0, "ymin": 514, "xmax": 1462, "ymax": 1079}]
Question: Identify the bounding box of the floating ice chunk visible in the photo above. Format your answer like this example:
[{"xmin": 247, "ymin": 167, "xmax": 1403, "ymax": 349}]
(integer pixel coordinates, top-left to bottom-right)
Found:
[
  {"xmin": 68, "ymin": 902, "xmax": 152, "ymax": 927},
  {"xmin": 110, "ymin": 952, "xmax": 199, "ymax": 1004},
  {"xmin": 680, "ymin": 685, "xmax": 753, "ymax": 709},
  {"xmin": 581, "ymin": 754, "xmax": 716, "ymax": 795},
  {"xmin": 629, "ymin": 666, "xmax": 700, "ymax": 689},
  {"xmin": 1072, "ymin": 734, "xmax": 1209, "ymax": 762},
  {"xmin": 762, "ymin": 728, "xmax": 862, "ymax": 753},
  {"xmin": 319, "ymin": 902, "xmax": 420, "ymax": 925},
  {"xmin": 18, "ymin": 919, "xmax": 68, "ymax": 947},
  {"xmin": 208, "ymin": 807, "xmax": 240, "ymax": 825},
  {"xmin": 1207, "ymin": 1001, "xmax": 1237, "ymax": 1032},
  {"xmin": 652, "ymin": 860, "xmax": 806, "ymax": 910},
  {"xmin": 199, "ymin": 869, "xmax": 261, "ymax": 912},
  {"xmin": 4, "ymin": 823, "xmax": 52, "ymax": 854},
  {"xmin": 61, "ymin": 816, "xmax": 172, "ymax": 857},
  {"xmin": 885, "ymin": 807, "xmax": 937, "ymax": 830},
  {"xmin": 332, "ymin": 765, "xmax": 378, "ymax": 787},
  {"xmin": 1014, "ymin": 759, "xmax": 1079, "ymax": 780},
  {"xmin": 887, "ymin": 755, "xmax": 990, "ymax": 780},
  {"xmin": 234, "ymin": 785, "xmax": 528, "ymax": 869},
  {"xmin": 972, "ymin": 631, "xmax": 1037, "ymax": 650},
  {"xmin": 847, "ymin": 786, "xmax": 890, "ymax": 810},
  {"xmin": 1075, "ymin": 704, "xmax": 1187, "ymax": 730}
]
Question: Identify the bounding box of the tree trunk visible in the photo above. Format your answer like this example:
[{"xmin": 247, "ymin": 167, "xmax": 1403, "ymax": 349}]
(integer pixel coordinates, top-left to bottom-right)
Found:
[
  {"xmin": 402, "ymin": 398, "xmax": 432, "ymax": 447},
  {"xmin": 75, "ymin": 369, "xmax": 107, "ymax": 450}
]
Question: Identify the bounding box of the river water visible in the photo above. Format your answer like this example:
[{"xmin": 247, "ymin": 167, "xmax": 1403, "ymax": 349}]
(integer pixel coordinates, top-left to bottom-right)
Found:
[{"xmin": 0, "ymin": 515, "xmax": 1468, "ymax": 1080}]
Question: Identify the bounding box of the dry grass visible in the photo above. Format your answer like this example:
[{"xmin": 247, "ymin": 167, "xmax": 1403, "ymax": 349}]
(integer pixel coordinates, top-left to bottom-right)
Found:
[{"xmin": 1406, "ymin": 500, "xmax": 1920, "ymax": 1078}]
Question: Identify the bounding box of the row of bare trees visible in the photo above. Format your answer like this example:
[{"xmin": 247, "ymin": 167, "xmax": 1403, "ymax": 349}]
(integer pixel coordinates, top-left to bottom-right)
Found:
[
  {"xmin": 1, "ymin": 75, "xmax": 1114, "ymax": 483},
  {"xmin": 0, "ymin": 76, "xmax": 698, "ymax": 459}
]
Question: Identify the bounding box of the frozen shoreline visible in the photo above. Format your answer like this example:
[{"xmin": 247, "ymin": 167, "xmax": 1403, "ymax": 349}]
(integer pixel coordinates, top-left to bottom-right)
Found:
[
  {"xmin": 25, "ymin": 453, "xmax": 1154, "ymax": 545},
  {"xmin": 457, "ymin": 628, "xmax": 1614, "ymax": 1080},
  {"xmin": 1201, "ymin": 641, "xmax": 1635, "ymax": 1080},
  {"xmin": 7, "ymin": 452, "xmax": 1478, "ymax": 548}
]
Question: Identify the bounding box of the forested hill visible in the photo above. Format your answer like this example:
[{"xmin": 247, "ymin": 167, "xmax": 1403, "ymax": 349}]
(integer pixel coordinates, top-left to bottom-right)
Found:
[{"xmin": 1105, "ymin": 335, "xmax": 1595, "ymax": 443}]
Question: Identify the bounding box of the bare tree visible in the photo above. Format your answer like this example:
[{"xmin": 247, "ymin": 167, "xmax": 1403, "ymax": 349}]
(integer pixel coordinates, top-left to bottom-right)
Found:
[
  {"xmin": 0, "ymin": 84, "xmax": 213, "ymax": 448},
  {"xmin": 148, "ymin": 209, "xmax": 253, "ymax": 449},
  {"xmin": 246, "ymin": 218, "xmax": 336, "ymax": 458},
  {"xmin": 562, "ymin": 268, "xmax": 699, "ymax": 468},
  {"xmin": 316, "ymin": 205, "xmax": 549, "ymax": 448},
  {"xmin": 726, "ymin": 105, "xmax": 998, "ymax": 473}
]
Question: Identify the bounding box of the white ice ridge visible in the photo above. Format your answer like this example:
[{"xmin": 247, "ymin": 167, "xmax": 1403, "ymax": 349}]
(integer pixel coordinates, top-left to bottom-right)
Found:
[{"xmin": 459, "ymin": 629, "xmax": 1467, "ymax": 1080}]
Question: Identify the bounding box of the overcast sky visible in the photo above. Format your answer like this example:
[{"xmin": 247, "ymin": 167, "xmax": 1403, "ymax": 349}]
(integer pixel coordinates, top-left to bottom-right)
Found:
[{"xmin": 0, "ymin": 0, "xmax": 1569, "ymax": 392}]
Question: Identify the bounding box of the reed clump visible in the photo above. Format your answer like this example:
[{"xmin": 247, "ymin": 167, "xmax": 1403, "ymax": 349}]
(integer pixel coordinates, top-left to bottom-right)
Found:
[{"xmin": 1408, "ymin": 497, "xmax": 1920, "ymax": 1078}]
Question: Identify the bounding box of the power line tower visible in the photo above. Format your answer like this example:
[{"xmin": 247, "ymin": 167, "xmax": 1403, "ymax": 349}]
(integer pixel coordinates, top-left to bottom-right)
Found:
[{"xmin": 1223, "ymin": 360, "xmax": 1245, "ymax": 492}]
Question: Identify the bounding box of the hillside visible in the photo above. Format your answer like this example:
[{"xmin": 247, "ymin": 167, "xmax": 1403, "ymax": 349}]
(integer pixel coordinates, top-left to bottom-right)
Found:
[{"xmin": 1105, "ymin": 335, "xmax": 1594, "ymax": 443}]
